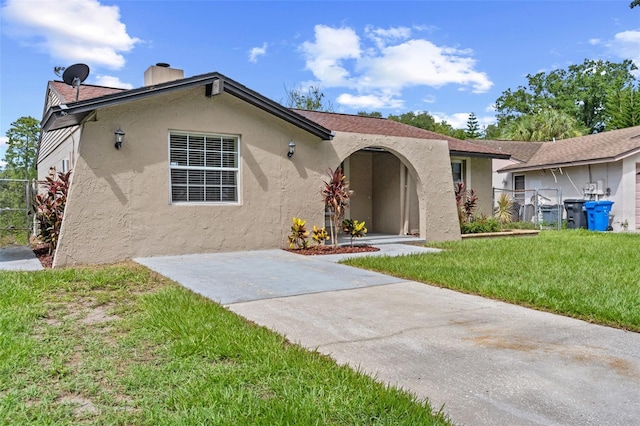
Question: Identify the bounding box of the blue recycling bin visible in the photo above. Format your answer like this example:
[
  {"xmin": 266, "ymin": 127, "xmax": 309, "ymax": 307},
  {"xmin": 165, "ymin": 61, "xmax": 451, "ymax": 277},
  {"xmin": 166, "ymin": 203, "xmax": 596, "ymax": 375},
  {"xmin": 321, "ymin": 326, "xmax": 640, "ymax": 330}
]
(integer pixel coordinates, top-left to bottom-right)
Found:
[{"xmin": 584, "ymin": 200, "xmax": 614, "ymax": 231}]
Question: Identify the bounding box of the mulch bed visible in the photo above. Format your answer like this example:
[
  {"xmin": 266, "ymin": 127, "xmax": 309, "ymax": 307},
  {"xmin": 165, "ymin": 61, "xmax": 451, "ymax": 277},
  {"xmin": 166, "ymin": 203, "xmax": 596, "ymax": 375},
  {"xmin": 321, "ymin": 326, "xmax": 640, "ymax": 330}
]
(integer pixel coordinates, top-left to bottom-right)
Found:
[
  {"xmin": 32, "ymin": 243, "xmax": 53, "ymax": 268},
  {"xmin": 285, "ymin": 245, "xmax": 379, "ymax": 256}
]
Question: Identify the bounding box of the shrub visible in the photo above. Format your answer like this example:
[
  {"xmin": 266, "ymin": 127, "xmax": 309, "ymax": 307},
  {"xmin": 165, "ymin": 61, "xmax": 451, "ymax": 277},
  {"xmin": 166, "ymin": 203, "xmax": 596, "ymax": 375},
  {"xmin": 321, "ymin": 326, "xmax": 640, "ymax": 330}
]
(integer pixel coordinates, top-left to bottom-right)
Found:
[
  {"xmin": 341, "ymin": 219, "xmax": 367, "ymax": 247},
  {"xmin": 321, "ymin": 168, "xmax": 353, "ymax": 247},
  {"xmin": 287, "ymin": 217, "xmax": 309, "ymax": 249},
  {"xmin": 311, "ymin": 225, "xmax": 329, "ymax": 246},
  {"xmin": 33, "ymin": 170, "xmax": 71, "ymax": 255},
  {"xmin": 494, "ymin": 193, "xmax": 514, "ymax": 228},
  {"xmin": 460, "ymin": 216, "xmax": 501, "ymax": 234},
  {"xmin": 454, "ymin": 182, "xmax": 477, "ymax": 224}
]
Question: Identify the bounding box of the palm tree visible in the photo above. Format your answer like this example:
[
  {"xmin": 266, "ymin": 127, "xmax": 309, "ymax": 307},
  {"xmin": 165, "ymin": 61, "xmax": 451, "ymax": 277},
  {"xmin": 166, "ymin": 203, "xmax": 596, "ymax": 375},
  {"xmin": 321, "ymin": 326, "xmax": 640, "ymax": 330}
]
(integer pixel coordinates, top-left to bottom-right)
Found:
[{"xmin": 501, "ymin": 109, "xmax": 587, "ymax": 141}]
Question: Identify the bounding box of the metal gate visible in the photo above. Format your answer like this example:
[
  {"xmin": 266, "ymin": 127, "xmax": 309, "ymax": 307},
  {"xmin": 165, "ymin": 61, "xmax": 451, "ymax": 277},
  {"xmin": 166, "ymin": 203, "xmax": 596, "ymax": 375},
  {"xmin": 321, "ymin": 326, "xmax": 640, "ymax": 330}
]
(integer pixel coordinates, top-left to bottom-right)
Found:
[
  {"xmin": 493, "ymin": 187, "xmax": 562, "ymax": 230},
  {"xmin": 0, "ymin": 178, "xmax": 35, "ymax": 242}
]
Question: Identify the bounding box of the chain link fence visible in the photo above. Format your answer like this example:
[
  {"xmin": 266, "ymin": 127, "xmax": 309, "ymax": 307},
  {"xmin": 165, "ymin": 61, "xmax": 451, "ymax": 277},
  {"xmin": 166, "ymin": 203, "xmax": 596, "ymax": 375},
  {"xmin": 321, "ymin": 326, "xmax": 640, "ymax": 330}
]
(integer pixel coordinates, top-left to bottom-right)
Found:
[
  {"xmin": 492, "ymin": 187, "xmax": 563, "ymax": 230},
  {"xmin": 0, "ymin": 178, "xmax": 36, "ymax": 244}
]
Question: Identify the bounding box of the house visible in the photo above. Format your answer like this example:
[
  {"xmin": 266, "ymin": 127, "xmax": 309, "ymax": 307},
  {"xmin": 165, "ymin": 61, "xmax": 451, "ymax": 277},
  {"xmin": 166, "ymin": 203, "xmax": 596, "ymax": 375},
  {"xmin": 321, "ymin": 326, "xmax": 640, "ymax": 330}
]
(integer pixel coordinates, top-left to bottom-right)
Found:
[
  {"xmin": 475, "ymin": 126, "xmax": 640, "ymax": 230},
  {"xmin": 38, "ymin": 64, "xmax": 508, "ymax": 267}
]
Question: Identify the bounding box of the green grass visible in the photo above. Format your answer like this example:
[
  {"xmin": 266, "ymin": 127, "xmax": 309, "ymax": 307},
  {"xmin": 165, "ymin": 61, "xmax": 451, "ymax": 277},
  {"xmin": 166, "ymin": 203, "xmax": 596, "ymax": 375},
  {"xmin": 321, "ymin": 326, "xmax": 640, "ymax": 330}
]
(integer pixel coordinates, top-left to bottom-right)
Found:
[
  {"xmin": 343, "ymin": 230, "xmax": 640, "ymax": 332},
  {"xmin": 0, "ymin": 263, "xmax": 450, "ymax": 425}
]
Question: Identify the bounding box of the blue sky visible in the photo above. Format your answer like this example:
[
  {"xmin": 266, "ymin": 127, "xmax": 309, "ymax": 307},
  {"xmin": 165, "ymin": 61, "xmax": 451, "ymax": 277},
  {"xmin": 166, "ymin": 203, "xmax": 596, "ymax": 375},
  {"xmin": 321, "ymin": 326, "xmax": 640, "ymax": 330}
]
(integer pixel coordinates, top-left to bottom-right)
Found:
[{"xmin": 1, "ymin": 0, "xmax": 639, "ymax": 165}]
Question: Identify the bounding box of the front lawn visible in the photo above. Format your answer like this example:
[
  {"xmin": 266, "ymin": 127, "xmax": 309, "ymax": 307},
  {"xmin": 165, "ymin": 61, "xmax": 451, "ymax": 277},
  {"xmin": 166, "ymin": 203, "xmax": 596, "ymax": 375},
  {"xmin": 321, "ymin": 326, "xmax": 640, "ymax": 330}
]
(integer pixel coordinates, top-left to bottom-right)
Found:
[
  {"xmin": 0, "ymin": 263, "xmax": 450, "ymax": 425},
  {"xmin": 343, "ymin": 230, "xmax": 640, "ymax": 332}
]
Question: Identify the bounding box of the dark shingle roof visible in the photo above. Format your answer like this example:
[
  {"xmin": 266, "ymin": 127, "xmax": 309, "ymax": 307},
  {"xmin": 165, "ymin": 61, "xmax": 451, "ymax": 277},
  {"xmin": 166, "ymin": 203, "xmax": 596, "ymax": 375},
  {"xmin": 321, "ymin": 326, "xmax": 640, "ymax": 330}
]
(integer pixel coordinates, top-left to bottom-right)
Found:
[
  {"xmin": 293, "ymin": 110, "xmax": 509, "ymax": 158},
  {"xmin": 498, "ymin": 126, "xmax": 640, "ymax": 172},
  {"xmin": 49, "ymin": 81, "xmax": 126, "ymax": 103},
  {"xmin": 472, "ymin": 140, "xmax": 546, "ymax": 163}
]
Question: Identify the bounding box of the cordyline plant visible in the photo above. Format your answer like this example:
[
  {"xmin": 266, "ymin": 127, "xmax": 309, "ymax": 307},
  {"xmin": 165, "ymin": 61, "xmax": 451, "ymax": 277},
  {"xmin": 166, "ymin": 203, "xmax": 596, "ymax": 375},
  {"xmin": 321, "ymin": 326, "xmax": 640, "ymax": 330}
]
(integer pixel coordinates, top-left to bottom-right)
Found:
[
  {"xmin": 33, "ymin": 170, "xmax": 71, "ymax": 255},
  {"xmin": 321, "ymin": 167, "xmax": 353, "ymax": 247},
  {"xmin": 341, "ymin": 219, "xmax": 367, "ymax": 247},
  {"xmin": 454, "ymin": 182, "xmax": 478, "ymax": 224}
]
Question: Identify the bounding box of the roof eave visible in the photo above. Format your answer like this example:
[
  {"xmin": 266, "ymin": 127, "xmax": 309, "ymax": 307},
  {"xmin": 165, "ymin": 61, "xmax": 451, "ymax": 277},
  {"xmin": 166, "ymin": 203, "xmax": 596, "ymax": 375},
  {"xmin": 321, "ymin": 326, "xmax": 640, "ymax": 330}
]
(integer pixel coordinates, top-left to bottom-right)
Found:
[
  {"xmin": 450, "ymin": 150, "xmax": 511, "ymax": 160},
  {"xmin": 41, "ymin": 74, "xmax": 334, "ymax": 140}
]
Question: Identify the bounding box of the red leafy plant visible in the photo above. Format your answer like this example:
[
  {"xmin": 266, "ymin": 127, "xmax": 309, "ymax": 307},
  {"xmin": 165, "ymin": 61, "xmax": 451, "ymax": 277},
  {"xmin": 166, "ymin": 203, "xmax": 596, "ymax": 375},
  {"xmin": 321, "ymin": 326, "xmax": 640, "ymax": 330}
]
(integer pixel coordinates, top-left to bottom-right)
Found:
[
  {"xmin": 321, "ymin": 167, "xmax": 353, "ymax": 247},
  {"xmin": 33, "ymin": 171, "xmax": 71, "ymax": 255},
  {"xmin": 454, "ymin": 182, "xmax": 478, "ymax": 224}
]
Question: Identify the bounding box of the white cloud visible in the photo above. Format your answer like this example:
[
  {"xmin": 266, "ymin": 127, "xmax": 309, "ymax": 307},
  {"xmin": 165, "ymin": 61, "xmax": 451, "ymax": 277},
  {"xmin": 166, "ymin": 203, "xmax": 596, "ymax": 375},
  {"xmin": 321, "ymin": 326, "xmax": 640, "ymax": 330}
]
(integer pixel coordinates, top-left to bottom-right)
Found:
[
  {"xmin": 432, "ymin": 112, "xmax": 495, "ymax": 129},
  {"xmin": 609, "ymin": 30, "xmax": 640, "ymax": 70},
  {"xmin": 300, "ymin": 25, "xmax": 361, "ymax": 86},
  {"xmin": 94, "ymin": 75, "xmax": 133, "ymax": 89},
  {"xmin": 336, "ymin": 93, "xmax": 404, "ymax": 110},
  {"xmin": 249, "ymin": 43, "xmax": 268, "ymax": 63},
  {"xmin": 300, "ymin": 25, "xmax": 493, "ymax": 110},
  {"xmin": 1, "ymin": 0, "xmax": 140, "ymax": 69},
  {"xmin": 589, "ymin": 38, "xmax": 601, "ymax": 45}
]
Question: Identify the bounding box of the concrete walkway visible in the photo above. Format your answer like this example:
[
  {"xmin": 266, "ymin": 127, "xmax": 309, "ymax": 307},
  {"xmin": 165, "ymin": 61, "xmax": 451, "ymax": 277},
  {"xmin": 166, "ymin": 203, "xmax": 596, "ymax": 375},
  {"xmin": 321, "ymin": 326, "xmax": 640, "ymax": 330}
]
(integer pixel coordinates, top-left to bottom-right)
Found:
[
  {"xmin": 0, "ymin": 245, "xmax": 43, "ymax": 271},
  {"xmin": 135, "ymin": 246, "xmax": 640, "ymax": 426}
]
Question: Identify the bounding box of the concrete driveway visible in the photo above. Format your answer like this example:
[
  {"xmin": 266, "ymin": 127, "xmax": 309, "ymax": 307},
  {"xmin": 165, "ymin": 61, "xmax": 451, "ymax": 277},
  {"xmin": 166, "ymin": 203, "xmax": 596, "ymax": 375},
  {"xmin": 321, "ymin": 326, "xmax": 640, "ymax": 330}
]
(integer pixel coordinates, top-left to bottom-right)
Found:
[{"xmin": 135, "ymin": 246, "xmax": 640, "ymax": 426}]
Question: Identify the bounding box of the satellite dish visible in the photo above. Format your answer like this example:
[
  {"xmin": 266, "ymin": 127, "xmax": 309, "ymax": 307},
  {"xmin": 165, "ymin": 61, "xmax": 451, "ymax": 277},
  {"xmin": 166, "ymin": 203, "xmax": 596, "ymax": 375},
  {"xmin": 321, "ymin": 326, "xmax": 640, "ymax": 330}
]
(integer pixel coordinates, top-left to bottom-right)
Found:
[{"xmin": 62, "ymin": 63, "xmax": 90, "ymax": 101}]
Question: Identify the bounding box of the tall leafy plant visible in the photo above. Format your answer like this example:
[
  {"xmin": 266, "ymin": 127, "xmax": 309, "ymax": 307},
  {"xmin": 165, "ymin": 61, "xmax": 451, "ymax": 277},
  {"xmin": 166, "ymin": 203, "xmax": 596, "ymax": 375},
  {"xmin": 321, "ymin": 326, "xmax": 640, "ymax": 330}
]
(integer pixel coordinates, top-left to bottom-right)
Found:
[
  {"xmin": 321, "ymin": 167, "xmax": 353, "ymax": 247},
  {"xmin": 454, "ymin": 182, "xmax": 477, "ymax": 224},
  {"xmin": 33, "ymin": 171, "xmax": 71, "ymax": 255}
]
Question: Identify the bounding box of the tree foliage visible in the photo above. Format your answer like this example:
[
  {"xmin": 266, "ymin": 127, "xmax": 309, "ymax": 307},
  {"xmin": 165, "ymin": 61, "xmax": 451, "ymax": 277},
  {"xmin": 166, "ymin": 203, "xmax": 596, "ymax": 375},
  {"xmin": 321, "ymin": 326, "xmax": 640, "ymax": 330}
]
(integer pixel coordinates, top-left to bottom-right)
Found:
[
  {"xmin": 284, "ymin": 85, "xmax": 334, "ymax": 111},
  {"xmin": 387, "ymin": 111, "xmax": 466, "ymax": 138},
  {"xmin": 494, "ymin": 59, "xmax": 638, "ymax": 133},
  {"xmin": 3, "ymin": 116, "xmax": 40, "ymax": 180},
  {"xmin": 500, "ymin": 109, "xmax": 587, "ymax": 141},
  {"xmin": 605, "ymin": 80, "xmax": 640, "ymax": 130},
  {"xmin": 465, "ymin": 112, "xmax": 481, "ymax": 139}
]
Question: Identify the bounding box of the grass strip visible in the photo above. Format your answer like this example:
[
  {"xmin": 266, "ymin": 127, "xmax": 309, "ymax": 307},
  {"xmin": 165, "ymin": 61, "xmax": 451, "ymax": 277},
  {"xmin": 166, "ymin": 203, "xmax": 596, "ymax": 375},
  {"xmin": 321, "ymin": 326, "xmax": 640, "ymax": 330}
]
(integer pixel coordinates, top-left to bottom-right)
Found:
[{"xmin": 343, "ymin": 230, "xmax": 640, "ymax": 331}]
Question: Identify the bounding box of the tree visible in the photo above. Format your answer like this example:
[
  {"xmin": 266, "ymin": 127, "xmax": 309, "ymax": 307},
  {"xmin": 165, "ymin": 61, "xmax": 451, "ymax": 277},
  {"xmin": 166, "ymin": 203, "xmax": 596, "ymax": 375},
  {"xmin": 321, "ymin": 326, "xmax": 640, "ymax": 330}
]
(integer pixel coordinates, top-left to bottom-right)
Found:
[
  {"xmin": 357, "ymin": 111, "xmax": 382, "ymax": 117},
  {"xmin": 605, "ymin": 80, "xmax": 640, "ymax": 130},
  {"xmin": 484, "ymin": 124, "xmax": 501, "ymax": 139},
  {"xmin": 3, "ymin": 116, "xmax": 40, "ymax": 180},
  {"xmin": 321, "ymin": 167, "xmax": 352, "ymax": 247},
  {"xmin": 284, "ymin": 85, "xmax": 334, "ymax": 111},
  {"xmin": 631, "ymin": 0, "xmax": 639, "ymax": 8},
  {"xmin": 500, "ymin": 109, "xmax": 587, "ymax": 141},
  {"xmin": 387, "ymin": 111, "xmax": 437, "ymax": 130},
  {"xmin": 465, "ymin": 112, "xmax": 481, "ymax": 139},
  {"xmin": 494, "ymin": 59, "xmax": 638, "ymax": 133}
]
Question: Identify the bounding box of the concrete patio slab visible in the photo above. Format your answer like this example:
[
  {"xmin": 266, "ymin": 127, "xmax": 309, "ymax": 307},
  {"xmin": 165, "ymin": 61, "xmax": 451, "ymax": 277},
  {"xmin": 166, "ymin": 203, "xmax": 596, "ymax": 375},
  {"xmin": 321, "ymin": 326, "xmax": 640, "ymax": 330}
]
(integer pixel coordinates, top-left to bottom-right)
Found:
[{"xmin": 0, "ymin": 245, "xmax": 43, "ymax": 271}]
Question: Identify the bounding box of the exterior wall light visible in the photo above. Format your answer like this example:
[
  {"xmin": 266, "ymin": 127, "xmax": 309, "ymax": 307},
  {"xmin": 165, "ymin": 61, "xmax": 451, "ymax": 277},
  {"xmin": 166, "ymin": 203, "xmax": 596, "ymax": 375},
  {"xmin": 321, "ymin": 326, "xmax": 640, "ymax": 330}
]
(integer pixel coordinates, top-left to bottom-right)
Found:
[
  {"xmin": 114, "ymin": 128, "xmax": 125, "ymax": 150},
  {"xmin": 288, "ymin": 140, "xmax": 296, "ymax": 158}
]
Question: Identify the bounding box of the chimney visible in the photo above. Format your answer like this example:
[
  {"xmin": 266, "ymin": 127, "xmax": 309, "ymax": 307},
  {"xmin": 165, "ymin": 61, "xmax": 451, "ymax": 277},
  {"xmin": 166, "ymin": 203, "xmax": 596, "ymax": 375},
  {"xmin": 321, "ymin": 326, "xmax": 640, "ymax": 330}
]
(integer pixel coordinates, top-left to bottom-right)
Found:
[{"xmin": 144, "ymin": 63, "xmax": 184, "ymax": 86}]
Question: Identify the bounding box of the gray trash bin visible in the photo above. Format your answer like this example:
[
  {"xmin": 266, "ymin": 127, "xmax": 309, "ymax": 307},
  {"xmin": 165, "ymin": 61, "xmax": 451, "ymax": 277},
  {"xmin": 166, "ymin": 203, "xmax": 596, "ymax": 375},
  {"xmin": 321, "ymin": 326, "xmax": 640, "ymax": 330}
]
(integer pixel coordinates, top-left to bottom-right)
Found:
[{"xmin": 563, "ymin": 199, "xmax": 587, "ymax": 229}]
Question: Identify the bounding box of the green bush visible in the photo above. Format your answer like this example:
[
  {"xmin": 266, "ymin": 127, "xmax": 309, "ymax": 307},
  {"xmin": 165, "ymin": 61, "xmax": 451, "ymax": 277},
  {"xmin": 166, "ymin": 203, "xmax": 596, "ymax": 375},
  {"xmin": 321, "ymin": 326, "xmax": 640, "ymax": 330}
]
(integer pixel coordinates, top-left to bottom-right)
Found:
[{"xmin": 461, "ymin": 216, "xmax": 501, "ymax": 234}]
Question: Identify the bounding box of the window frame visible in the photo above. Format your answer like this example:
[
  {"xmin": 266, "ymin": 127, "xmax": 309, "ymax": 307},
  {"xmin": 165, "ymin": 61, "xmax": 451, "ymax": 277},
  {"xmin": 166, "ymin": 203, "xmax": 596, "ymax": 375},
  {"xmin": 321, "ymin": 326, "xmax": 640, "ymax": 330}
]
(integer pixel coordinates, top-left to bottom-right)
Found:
[
  {"xmin": 450, "ymin": 158, "xmax": 468, "ymax": 187},
  {"xmin": 168, "ymin": 130, "xmax": 241, "ymax": 205}
]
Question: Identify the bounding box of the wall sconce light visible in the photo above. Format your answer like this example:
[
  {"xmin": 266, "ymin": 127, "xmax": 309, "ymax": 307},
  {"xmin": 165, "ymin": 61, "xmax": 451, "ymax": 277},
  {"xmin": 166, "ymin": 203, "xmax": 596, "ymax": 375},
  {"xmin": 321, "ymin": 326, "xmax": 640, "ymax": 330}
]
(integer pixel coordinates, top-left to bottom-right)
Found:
[
  {"xmin": 114, "ymin": 127, "xmax": 125, "ymax": 150},
  {"xmin": 287, "ymin": 140, "xmax": 296, "ymax": 158}
]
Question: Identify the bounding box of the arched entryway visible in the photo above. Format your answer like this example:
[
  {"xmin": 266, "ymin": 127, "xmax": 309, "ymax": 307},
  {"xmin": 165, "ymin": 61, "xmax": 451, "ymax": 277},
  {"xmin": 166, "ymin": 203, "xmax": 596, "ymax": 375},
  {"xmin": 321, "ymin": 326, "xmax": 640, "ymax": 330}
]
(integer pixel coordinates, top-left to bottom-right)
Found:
[{"xmin": 341, "ymin": 148, "xmax": 420, "ymax": 236}]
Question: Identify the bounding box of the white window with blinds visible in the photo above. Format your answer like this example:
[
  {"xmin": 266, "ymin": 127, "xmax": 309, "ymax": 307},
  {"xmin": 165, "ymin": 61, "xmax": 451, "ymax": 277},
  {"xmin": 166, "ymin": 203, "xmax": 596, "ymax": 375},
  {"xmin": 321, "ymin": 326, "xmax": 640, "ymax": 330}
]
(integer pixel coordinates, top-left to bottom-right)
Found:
[{"xmin": 169, "ymin": 132, "xmax": 240, "ymax": 204}]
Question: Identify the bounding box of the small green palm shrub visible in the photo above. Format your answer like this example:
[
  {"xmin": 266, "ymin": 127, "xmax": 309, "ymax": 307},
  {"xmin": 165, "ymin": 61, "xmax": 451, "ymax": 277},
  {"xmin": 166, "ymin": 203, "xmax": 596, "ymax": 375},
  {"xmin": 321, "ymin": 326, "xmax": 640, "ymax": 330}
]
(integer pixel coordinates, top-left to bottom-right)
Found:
[{"xmin": 494, "ymin": 193, "xmax": 514, "ymax": 228}]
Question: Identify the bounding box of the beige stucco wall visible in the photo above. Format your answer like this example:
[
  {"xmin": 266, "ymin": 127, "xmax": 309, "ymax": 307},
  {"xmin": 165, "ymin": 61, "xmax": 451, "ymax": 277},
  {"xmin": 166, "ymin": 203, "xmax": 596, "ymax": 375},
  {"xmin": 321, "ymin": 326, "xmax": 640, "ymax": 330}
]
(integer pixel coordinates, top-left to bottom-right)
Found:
[
  {"xmin": 467, "ymin": 157, "xmax": 493, "ymax": 216},
  {"xmin": 348, "ymin": 151, "xmax": 373, "ymax": 226},
  {"xmin": 53, "ymin": 88, "xmax": 460, "ymax": 267}
]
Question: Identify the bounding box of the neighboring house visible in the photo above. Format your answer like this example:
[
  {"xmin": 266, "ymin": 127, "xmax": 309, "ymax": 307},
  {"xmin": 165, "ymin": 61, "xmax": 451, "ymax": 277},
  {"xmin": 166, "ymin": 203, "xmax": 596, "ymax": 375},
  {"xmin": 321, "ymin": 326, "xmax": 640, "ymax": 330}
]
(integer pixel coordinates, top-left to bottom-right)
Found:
[
  {"xmin": 39, "ymin": 64, "xmax": 508, "ymax": 267},
  {"xmin": 476, "ymin": 126, "xmax": 640, "ymax": 230}
]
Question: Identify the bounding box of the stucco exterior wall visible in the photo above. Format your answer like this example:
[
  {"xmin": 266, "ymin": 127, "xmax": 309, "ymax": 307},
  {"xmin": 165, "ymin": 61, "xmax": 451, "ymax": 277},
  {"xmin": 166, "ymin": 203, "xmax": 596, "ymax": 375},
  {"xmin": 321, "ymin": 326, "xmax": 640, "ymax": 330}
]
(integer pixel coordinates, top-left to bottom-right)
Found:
[
  {"xmin": 515, "ymin": 162, "xmax": 632, "ymax": 230},
  {"xmin": 53, "ymin": 88, "xmax": 460, "ymax": 266},
  {"xmin": 348, "ymin": 151, "xmax": 373, "ymax": 226},
  {"xmin": 468, "ymin": 157, "xmax": 493, "ymax": 216}
]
